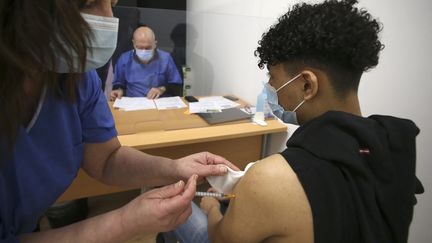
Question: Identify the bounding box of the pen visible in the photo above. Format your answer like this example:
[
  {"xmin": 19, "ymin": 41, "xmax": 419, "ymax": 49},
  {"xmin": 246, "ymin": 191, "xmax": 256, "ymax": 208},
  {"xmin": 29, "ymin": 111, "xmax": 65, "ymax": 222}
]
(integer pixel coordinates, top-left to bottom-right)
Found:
[{"xmin": 195, "ymin": 191, "xmax": 236, "ymax": 199}]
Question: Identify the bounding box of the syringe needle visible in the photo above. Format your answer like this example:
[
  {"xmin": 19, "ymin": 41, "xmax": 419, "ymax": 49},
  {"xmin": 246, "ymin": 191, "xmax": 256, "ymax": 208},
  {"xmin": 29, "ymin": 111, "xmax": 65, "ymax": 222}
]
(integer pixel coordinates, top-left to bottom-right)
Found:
[{"xmin": 195, "ymin": 191, "xmax": 236, "ymax": 199}]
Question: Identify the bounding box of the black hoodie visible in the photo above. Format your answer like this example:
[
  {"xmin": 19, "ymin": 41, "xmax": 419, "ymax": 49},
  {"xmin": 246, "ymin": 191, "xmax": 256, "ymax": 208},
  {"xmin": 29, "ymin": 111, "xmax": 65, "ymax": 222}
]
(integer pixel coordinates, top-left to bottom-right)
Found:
[{"xmin": 280, "ymin": 111, "xmax": 424, "ymax": 243}]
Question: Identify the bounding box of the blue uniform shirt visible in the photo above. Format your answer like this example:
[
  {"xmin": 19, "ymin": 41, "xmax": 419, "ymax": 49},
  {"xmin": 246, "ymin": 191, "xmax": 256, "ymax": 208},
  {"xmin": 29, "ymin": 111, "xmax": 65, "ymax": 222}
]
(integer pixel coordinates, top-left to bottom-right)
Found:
[
  {"xmin": 0, "ymin": 71, "xmax": 117, "ymax": 242},
  {"xmin": 112, "ymin": 49, "xmax": 182, "ymax": 97}
]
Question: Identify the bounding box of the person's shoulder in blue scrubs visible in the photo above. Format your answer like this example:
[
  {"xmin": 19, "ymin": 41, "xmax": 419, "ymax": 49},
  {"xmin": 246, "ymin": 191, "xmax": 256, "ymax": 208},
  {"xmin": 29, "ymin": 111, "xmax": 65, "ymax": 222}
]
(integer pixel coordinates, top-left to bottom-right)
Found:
[{"xmin": 0, "ymin": 70, "xmax": 116, "ymax": 241}]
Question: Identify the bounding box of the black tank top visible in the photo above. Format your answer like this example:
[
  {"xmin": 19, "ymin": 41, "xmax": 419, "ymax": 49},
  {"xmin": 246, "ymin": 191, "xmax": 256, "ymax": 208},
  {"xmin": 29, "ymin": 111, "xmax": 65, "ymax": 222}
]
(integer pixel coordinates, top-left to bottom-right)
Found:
[{"xmin": 280, "ymin": 147, "xmax": 361, "ymax": 243}]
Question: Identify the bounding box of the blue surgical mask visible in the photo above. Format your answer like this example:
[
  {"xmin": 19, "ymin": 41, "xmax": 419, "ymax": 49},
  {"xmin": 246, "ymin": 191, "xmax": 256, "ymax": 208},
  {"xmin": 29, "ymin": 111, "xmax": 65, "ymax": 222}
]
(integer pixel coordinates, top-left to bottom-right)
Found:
[
  {"xmin": 265, "ymin": 73, "xmax": 305, "ymax": 125},
  {"xmin": 53, "ymin": 13, "xmax": 119, "ymax": 73},
  {"xmin": 135, "ymin": 49, "xmax": 154, "ymax": 62}
]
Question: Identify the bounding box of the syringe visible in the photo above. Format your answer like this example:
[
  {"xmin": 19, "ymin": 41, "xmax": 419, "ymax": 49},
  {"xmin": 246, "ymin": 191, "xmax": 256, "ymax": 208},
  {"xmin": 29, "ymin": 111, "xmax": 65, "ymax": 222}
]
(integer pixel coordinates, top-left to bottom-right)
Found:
[{"xmin": 195, "ymin": 191, "xmax": 236, "ymax": 199}]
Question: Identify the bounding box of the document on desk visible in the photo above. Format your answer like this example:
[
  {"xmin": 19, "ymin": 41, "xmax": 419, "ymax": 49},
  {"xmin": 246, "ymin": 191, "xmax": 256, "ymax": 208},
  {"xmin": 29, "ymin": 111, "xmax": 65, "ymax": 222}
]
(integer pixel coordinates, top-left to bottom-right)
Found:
[
  {"xmin": 188, "ymin": 101, "xmax": 222, "ymax": 113},
  {"xmin": 198, "ymin": 96, "xmax": 240, "ymax": 110},
  {"xmin": 154, "ymin": 96, "xmax": 187, "ymax": 110},
  {"xmin": 113, "ymin": 97, "xmax": 156, "ymax": 111},
  {"xmin": 189, "ymin": 96, "xmax": 241, "ymax": 113}
]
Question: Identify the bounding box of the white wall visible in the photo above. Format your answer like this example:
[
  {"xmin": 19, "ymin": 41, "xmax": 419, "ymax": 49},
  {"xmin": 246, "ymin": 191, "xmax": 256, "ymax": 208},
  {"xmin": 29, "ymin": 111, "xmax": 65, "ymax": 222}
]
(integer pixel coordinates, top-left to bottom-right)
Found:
[{"xmin": 187, "ymin": 0, "xmax": 432, "ymax": 242}]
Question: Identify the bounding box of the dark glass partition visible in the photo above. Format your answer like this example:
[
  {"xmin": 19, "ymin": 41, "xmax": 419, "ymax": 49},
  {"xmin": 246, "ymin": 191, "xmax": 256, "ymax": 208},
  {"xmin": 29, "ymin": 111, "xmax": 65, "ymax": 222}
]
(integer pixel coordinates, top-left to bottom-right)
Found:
[{"xmin": 100, "ymin": 0, "xmax": 186, "ymax": 96}]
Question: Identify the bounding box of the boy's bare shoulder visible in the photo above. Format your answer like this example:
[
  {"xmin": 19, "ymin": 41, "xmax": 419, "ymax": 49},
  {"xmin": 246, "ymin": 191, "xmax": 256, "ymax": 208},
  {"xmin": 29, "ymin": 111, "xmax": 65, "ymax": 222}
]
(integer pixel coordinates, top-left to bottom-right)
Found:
[
  {"xmin": 243, "ymin": 154, "xmax": 298, "ymax": 184},
  {"xmin": 232, "ymin": 154, "xmax": 313, "ymax": 243}
]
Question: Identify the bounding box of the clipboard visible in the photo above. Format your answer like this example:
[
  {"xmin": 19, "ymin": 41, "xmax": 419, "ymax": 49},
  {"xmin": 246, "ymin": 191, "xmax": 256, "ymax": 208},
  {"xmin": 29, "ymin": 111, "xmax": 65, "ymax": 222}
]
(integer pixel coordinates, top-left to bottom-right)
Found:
[{"xmin": 197, "ymin": 108, "xmax": 252, "ymax": 125}]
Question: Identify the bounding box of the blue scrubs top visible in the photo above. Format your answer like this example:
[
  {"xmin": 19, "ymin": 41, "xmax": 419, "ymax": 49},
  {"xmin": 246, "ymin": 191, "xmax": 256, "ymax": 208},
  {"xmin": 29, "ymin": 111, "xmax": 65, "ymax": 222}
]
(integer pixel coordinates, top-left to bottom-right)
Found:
[
  {"xmin": 0, "ymin": 71, "xmax": 117, "ymax": 242},
  {"xmin": 112, "ymin": 49, "xmax": 182, "ymax": 97}
]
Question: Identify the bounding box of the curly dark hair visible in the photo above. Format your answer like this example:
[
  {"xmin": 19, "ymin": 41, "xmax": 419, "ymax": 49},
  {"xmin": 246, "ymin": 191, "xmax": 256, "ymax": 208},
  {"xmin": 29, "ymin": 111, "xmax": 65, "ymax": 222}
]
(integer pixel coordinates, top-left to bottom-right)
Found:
[{"xmin": 255, "ymin": 0, "xmax": 384, "ymax": 95}]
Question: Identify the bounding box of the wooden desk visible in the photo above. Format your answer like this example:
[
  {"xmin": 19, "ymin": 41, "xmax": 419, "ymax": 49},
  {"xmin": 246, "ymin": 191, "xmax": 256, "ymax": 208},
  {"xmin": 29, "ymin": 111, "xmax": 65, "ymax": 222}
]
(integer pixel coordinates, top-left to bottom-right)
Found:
[{"xmin": 57, "ymin": 99, "xmax": 287, "ymax": 202}]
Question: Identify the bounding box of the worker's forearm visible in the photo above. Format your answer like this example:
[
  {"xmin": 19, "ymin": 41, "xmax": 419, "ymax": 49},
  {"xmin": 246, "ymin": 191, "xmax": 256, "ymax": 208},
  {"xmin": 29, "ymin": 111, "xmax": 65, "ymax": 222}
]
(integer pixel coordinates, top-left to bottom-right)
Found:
[
  {"xmin": 101, "ymin": 146, "xmax": 178, "ymax": 187},
  {"xmin": 20, "ymin": 207, "xmax": 132, "ymax": 243}
]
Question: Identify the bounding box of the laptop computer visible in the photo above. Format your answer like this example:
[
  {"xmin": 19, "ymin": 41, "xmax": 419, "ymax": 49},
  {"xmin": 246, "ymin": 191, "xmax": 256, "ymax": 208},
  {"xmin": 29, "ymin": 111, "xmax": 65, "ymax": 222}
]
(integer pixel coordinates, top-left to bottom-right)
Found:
[{"xmin": 197, "ymin": 108, "xmax": 252, "ymax": 125}]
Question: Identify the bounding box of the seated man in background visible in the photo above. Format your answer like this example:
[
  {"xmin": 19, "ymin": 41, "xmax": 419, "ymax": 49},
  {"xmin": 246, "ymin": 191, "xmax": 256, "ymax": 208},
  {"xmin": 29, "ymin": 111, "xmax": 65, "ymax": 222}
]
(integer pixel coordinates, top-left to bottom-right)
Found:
[
  {"xmin": 110, "ymin": 26, "xmax": 182, "ymax": 100},
  {"xmin": 174, "ymin": 0, "xmax": 423, "ymax": 243}
]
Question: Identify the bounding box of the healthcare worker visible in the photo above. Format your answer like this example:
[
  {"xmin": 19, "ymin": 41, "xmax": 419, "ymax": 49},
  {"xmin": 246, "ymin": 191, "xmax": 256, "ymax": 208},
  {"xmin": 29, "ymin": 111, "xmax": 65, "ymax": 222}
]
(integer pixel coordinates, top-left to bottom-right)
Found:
[
  {"xmin": 110, "ymin": 26, "xmax": 183, "ymax": 100},
  {"xmin": 0, "ymin": 0, "xmax": 237, "ymax": 242}
]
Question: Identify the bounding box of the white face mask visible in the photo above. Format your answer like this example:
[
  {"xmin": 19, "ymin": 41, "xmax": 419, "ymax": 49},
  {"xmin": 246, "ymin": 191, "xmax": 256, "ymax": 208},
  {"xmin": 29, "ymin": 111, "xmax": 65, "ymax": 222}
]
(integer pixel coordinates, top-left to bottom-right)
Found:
[
  {"xmin": 135, "ymin": 48, "xmax": 154, "ymax": 62},
  {"xmin": 53, "ymin": 13, "xmax": 119, "ymax": 73},
  {"xmin": 265, "ymin": 73, "xmax": 305, "ymax": 125}
]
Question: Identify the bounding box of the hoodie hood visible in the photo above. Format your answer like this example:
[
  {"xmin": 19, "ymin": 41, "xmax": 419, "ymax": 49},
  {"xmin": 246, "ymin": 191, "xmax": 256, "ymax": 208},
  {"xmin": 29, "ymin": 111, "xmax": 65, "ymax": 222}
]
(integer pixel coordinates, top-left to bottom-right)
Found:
[{"xmin": 286, "ymin": 111, "xmax": 423, "ymax": 243}]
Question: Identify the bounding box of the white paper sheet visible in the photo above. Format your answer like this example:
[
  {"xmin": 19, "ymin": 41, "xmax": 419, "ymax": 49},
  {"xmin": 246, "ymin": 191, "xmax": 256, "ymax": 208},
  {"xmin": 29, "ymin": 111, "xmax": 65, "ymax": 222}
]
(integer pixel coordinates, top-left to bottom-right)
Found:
[
  {"xmin": 198, "ymin": 96, "xmax": 240, "ymax": 109},
  {"xmin": 113, "ymin": 97, "xmax": 156, "ymax": 111},
  {"xmin": 154, "ymin": 96, "xmax": 187, "ymax": 110},
  {"xmin": 188, "ymin": 101, "xmax": 222, "ymax": 113}
]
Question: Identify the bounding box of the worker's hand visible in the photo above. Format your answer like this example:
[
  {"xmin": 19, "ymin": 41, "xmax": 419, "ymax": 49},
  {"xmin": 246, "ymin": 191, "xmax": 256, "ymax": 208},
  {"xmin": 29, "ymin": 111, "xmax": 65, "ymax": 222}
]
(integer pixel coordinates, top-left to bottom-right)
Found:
[
  {"xmin": 174, "ymin": 152, "xmax": 240, "ymax": 182},
  {"xmin": 147, "ymin": 87, "xmax": 164, "ymax": 99},
  {"xmin": 120, "ymin": 174, "xmax": 198, "ymax": 235},
  {"xmin": 110, "ymin": 89, "xmax": 123, "ymax": 101},
  {"xmin": 200, "ymin": 196, "xmax": 221, "ymax": 215}
]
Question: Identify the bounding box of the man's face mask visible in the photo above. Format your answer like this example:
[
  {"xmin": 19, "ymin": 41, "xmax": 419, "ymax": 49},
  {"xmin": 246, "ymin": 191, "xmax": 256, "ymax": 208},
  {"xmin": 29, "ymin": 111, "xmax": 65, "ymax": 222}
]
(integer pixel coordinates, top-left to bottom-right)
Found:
[
  {"xmin": 135, "ymin": 48, "xmax": 154, "ymax": 62},
  {"xmin": 52, "ymin": 13, "xmax": 119, "ymax": 73},
  {"xmin": 265, "ymin": 73, "xmax": 306, "ymax": 125}
]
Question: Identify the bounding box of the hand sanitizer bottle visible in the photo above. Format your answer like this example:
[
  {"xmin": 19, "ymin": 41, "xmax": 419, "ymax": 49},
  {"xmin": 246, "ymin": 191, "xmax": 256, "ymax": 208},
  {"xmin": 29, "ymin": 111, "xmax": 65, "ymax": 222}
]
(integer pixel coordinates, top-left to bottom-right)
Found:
[{"xmin": 253, "ymin": 85, "xmax": 267, "ymax": 125}]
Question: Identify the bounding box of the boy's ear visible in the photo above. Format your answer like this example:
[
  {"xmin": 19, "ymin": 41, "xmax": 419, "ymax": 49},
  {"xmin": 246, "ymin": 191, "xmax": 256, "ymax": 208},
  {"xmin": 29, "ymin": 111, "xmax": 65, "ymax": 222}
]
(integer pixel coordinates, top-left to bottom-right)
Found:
[{"xmin": 300, "ymin": 70, "xmax": 318, "ymax": 100}]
